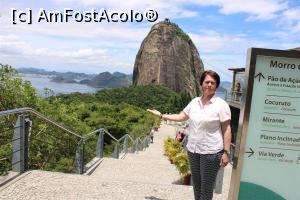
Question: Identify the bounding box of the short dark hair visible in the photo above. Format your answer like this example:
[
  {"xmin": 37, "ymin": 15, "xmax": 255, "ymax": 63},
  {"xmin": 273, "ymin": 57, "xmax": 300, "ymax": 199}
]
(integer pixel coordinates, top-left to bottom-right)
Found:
[{"xmin": 200, "ymin": 70, "xmax": 220, "ymax": 88}]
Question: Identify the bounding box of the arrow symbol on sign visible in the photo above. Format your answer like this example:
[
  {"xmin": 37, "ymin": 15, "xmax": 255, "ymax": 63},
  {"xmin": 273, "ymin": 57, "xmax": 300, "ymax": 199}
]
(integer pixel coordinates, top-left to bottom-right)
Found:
[
  {"xmin": 245, "ymin": 148, "xmax": 254, "ymax": 157},
  {"xmin": 255, "ymin": 73, "xmax": 265, "ymax": 82}
]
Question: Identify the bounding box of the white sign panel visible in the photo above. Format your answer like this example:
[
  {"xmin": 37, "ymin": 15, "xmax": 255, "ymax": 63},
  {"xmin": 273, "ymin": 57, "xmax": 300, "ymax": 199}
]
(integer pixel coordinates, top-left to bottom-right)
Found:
[{"xmin": 233, "ymin": 49, "xmax": 300, "ymax": 200}]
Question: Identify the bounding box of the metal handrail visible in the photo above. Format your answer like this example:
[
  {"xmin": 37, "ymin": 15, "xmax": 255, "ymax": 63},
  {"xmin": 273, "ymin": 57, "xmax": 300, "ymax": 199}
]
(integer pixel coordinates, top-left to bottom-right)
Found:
[
  {"xmin": 0, "ymin": 107, "xmax": 83, "ymax": 139},
  {"xmin": 83, "ymin": 128, "xmax": 104, "ymax": 138},
  {"xmin": 0, "ymin": 108, "xmax": 139, "ymax": 144},
  {"xmin": 127, "ymin": 135, "xmax": 134, "ymax": 142},
  {"xmin": 102, "ymin": 129, "xmax": 118, "ymax": 141},
  {"xmin": 0, "ymin": 107, "xmax": 153, "ymax": 176},
  {"xmin": 83, "ymin": 127, "xmax": 148, "ymax": 148},
  {"xmin": 138, "ymin": 138, "xmax": 143, "ymax": 143},
  {"xmin": 117, "ymin": 134, "xmax": 130, "ymax": 143}
]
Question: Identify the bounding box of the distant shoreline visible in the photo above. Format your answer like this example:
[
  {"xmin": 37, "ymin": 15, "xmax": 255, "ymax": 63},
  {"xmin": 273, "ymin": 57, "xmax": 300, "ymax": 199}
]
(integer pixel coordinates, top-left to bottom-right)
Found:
[
  {"xmin": 15, "ymin": 73, "xmax": 229, "ymax": 99},
  {"xmin": 16, "ymin": 75, "xmax": 97, "ymax": 97},
  {"xmin": 15, "ymin": 73, "xmax": 54, "ymax": 79}
]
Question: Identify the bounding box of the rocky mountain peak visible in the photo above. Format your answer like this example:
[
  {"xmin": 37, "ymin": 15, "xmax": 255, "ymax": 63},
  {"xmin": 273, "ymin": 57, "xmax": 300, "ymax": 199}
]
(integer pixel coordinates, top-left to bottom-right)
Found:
[{"xmin": 132, "ymin": 19, "xmax": 204, "ymax": 97}]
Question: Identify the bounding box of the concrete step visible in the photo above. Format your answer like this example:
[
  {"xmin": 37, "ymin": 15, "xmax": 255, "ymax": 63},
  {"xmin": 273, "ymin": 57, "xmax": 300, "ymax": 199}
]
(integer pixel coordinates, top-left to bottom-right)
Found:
[
  {"xmin": 123, "ymin": 153, "xmax": 171, "ymax": 163},
  {"xmin": 0, "ymin": 124, "xmax": 231, "ymax": 200},
  {"xmin": 0, "ymin": 170, "xmax": 194, "ymax": 200},
  {"xmin": 128, "ymin": 148, "xmax": 166, "ymax": 158},
  {"xmin": 91, "ymin": 158, "xmax": 182, "ymax": 185}
]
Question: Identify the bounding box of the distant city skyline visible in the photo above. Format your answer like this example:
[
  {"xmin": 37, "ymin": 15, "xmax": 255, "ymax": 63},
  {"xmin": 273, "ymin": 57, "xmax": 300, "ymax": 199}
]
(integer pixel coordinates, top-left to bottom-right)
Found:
[{"xmin": 1, "ymin": 0, "xmax": 300, "ymax": 81}]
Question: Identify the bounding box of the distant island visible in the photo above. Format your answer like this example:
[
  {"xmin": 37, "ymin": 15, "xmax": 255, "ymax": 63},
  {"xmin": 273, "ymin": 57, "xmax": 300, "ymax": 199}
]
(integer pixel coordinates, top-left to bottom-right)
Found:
[
  {"xmin": 16, "ymin": 67, "xmax": 133, "ymax": 88},
  {"xmin": 16, "ymin": 67, "xmax": 230, "ymax": 93}
]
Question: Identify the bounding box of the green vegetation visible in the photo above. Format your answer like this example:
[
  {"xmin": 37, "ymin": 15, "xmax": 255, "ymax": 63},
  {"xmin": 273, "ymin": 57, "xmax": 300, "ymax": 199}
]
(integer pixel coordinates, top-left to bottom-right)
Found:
[
  {"xmin": 0, "ymin": 64, "xmax": 39, "ymax": 110},
  {"xmin": 164, "ymin": 137, "xmax": 190, "ymax": 178},
  {"xmin": 164, "ymin": 137, "xmax": 183, "ymax": 163},
  {"xmin": 170, "ymin": 23, "xmax": 191, "ymax": 42},
  {"xmin": 174, "ymin": 152, "xmax": 190, "ymax": 177},
  {"xmin": 55, "ymin": 85, "xmax": 191, "ymax": 114},
  {"xmin": 1, "ymin": 64, "xmax": 191, "ymax": 175},
  {"xmin": 0, "ymin": 64, "xmax": 88, "ymax": 174}
]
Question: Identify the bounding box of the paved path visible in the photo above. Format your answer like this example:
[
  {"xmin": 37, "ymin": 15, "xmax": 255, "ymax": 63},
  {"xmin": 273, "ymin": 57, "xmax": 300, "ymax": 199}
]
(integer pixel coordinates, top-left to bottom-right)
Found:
[
  {"xmin": 0, "ymin": 124, "xmax": 232, "ymax": 200},
  {"xmin": 91, "ymin": 124, "xmax": 186, "ymax": 185}
]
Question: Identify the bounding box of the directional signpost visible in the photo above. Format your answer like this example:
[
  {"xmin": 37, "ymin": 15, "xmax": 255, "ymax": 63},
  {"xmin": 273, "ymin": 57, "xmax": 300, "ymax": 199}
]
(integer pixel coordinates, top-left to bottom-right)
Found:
[{"xmin": 229, "ymin": 48, "xmax": 300, "ymax": 200}]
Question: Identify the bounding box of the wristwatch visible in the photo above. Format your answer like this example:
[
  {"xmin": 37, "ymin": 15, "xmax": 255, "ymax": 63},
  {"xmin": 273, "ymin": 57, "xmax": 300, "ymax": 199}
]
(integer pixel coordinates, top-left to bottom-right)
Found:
[{"xmin": 223, "ymin": 150, "xmax": 230, "ymax": 156}]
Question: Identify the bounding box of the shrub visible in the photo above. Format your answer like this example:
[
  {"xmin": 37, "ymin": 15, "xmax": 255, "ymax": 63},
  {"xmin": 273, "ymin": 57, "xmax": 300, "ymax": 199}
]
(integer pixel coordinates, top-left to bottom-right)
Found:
[
  {"xmin": 174, "ymin": 152, "xmax": 190, "ymax": 177},
  {"xmin": 164, "ymin": 137, "xmax": 182, "ymax": 163}
]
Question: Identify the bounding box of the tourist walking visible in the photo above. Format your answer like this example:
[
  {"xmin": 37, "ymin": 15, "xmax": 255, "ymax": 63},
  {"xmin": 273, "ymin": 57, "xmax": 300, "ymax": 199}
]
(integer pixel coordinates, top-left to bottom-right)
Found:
[{"xmin": 150, "ymin": 128, "xmax": 155, "ymax": 143}]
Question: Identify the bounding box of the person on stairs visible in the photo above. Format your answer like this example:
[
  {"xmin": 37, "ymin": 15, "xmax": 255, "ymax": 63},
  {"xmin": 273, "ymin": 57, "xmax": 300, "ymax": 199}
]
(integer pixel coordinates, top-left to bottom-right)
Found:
[
  {"xmin": 147, "ymin": 70, "xmax": 231, "ymax": 200},
  {"xmin": 150, "ymin": 128, "xmax": 155, "ymax": 143}
]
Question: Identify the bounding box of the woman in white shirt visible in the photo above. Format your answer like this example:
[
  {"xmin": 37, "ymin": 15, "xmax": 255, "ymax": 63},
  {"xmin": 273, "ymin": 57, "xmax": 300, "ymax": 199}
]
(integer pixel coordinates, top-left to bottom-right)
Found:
[{"xmin": 147, "ymin": 70, "xmax": 231, "ymax": 200}]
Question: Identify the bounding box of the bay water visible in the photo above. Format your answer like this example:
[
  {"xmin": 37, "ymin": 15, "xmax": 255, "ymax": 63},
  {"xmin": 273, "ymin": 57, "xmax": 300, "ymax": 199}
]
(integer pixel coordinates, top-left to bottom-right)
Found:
[
  {"xmin": 19, "ymin": 76, "xmax": 97, "ymax": 97},
  {"xmin": 18, "ymin": 76, "xmax": 226, "ymax": 100}
]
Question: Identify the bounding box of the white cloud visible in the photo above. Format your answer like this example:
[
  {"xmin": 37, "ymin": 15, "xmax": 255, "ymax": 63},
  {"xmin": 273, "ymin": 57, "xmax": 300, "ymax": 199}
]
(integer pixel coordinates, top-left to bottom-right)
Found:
[
  {"xmin": 51, "ymin": 0, "xmax": 288, "ymax": 21},
  {"xmin": 0, "ymin": 34, "xmax": 134, "ymax": 73},
  {"xmin": 191, "ymin": 0, "xmax": 288, "ymax": 21},
  {"xmin": 279, "ymin": 7, "xmax": 300, "ymax": 33},
  {"xmin": 1, "ymin": 0, "xmax": 300, "ymax": 81},
  {"xmin": 2, "ymin": 19, "xmax": 149, "ymax": 43},
  {"xmin": 281, "ymin": 7, "xmax": 300, "ymax": 21},
  {"xmin": 1, "ymin": 3, "xmax": 151, "ymax": 44},
  {"xmin": 189, "ymin": 30, "xmax": 248, "ymax": 54},
  {"xmin": 51, "ymin": 0, "xmax": 198, "ymax": 19},
  {"xmin": 0, "ymin": 34, "xmax": 105, "ymax": 58},
  {"xmin": 43, "ymin": 0, "xmax": 300, "ymax": 36},
  {"xmin": 187, "ymin": 28, "xmax": 298, "ymax": 81},
  {"xmin": 190, "ymin": 31, "xmax": 230, "ymax": 53},
  {"xmin": 219, "ymin": 0, "xmax": 286, "ymax": 21},
  {"xmin": 291, "ymin": 22, "xmax": 300, "ymax": 33},
  {"xmin": 187, "ymin": 30, "xmax": 247, "ymax": 81}
]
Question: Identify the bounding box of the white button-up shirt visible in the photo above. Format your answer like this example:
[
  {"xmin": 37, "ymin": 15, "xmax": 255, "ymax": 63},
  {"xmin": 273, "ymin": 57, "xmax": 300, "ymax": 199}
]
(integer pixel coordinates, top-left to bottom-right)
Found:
[{"xmin": 183, "ymin": 96, "xmax": 231, "ymax": 154}]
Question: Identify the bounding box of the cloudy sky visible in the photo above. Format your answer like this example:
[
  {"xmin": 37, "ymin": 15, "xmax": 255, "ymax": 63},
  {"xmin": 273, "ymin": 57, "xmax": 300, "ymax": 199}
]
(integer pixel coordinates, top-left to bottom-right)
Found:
[{"xmin": 1, "ymin": 0, "xmax": 300, "ymax": 81}]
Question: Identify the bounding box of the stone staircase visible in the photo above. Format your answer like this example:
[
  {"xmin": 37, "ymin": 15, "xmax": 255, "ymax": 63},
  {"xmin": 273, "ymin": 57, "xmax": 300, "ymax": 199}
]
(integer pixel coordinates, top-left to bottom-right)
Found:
[
  {"xmin": 91, "ymin": 124, "xmax": 185, "ymax": 185},
  {"xmin": 0, "ymin": 124, "xmax": 231, "ymax": 200}
]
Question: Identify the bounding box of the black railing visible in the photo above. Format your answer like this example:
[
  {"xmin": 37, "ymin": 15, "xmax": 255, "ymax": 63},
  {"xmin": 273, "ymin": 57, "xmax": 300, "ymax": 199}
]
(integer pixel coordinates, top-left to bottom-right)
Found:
[{"xmin": 0, "ymin": 108, "xmax": 152, "ymax": 181}]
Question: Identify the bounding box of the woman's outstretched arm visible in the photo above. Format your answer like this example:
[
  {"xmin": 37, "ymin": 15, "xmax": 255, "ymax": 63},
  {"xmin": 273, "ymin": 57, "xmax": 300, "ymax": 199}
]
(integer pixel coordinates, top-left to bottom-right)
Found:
[{"xmin": 147, "ymin": 109, "xmax": 189, "ymax": 122}]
